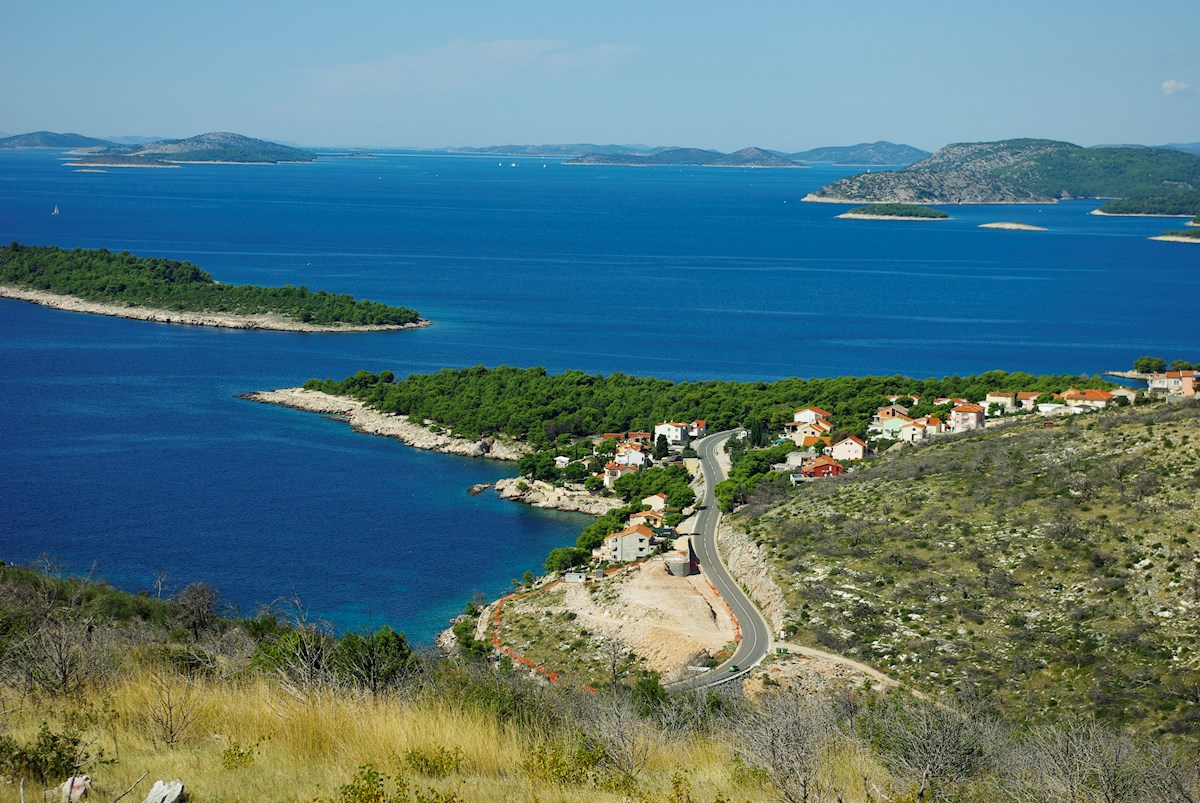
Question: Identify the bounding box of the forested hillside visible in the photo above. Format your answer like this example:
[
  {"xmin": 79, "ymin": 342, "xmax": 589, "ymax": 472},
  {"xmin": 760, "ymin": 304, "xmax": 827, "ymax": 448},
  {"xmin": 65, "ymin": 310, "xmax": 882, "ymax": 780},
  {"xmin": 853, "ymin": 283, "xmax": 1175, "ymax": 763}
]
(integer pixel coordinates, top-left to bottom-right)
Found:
[{"xmin": 306, "ymin": 366, "xmax": 1112, "ymax": 447}]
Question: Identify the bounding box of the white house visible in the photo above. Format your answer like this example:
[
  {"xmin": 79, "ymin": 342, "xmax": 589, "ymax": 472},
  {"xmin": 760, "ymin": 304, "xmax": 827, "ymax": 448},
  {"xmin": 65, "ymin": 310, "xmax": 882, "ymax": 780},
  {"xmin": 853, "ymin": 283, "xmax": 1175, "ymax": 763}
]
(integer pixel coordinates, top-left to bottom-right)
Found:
[
  {"xmin": 688, "ymin": 419, "xmax": 708, "ymax": 439},
  {"xmin": 654, "ymin": 421, "xmax": 691, "ymax": 445},
  {"xmin": 600, "ymin": 524, "xmax": 654, "ymax": 563},
  {"xmin": 899, "ymin": 421, "xmax": 928, "ymax": 443},
  {"xmin": 1062, "ymin": 388, "xmax": 1114, "ymax": 410},
  {"xmin": 603, "ymin": 462, "xmax": 638, "ymax": 489},
  {"xmin": 793, "ymin": 406, "xmax": 833, "ymax": 425},
  {"xmin": 627, "ymin": 509, "xmax": 666, "ymax": 528},
  {"xmin": 613, "ymin": 443, "xmax": 648, "ymax": 467}
]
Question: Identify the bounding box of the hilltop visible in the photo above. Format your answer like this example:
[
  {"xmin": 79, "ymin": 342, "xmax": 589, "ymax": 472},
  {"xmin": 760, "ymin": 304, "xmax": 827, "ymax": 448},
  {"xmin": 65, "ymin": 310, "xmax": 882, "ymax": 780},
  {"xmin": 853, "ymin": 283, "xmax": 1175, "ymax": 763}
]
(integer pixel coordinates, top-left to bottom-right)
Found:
[
  {"xmin": 805, "ymin": 138, "xmax": 1200, "ymax": 205},
  {"xmin": 0, "ymin": 130, "xmax": 115, "ymax": 149},
  {"xmin": 791, "ymin": 140, "xmax": 930, "ymax": 165},
  {"xmin": 67, "ymin": 132, "xmax": 314, "ymax": 165},
  {"xmin": 565, "ymin": 146, "xmax": 803, "ymax": 168}
]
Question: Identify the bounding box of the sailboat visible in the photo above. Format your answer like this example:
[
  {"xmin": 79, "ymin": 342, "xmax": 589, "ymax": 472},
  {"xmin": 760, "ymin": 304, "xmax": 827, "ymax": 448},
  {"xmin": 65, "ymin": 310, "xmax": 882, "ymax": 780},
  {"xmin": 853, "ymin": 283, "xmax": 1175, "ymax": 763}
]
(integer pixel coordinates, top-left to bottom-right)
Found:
[{"xmin": 51, "ymin": 205, "xmax": 59, "ymax": 216}]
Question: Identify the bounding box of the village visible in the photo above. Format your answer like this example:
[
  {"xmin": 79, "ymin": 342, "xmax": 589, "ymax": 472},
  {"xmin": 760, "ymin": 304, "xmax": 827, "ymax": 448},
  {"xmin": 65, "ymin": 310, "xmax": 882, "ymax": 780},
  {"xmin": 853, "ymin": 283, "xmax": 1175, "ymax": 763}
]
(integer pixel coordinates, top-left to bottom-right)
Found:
[{"xmin": 551, "ymin": 368, "xmax": 1200, "ymax": 569}]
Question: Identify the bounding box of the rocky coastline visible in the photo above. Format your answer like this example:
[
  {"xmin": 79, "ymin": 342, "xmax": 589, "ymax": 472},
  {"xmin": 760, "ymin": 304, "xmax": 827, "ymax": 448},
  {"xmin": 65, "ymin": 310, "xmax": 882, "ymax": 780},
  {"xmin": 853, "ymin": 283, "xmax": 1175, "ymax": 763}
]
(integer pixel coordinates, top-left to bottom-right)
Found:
[
  {"xmin": 492, "ymin": 477, "xmax": 624, "ymax": 516},
  {"xmin": 835, "ymin": 212, "xmax": 949, "ymax": 221},
  {"xmin": 1148, "ymin": 234, "xmax": 1200, "ymax": 244},
  {"xmin": 978, "ymin": 221, "xmax": 1047, "ymax": 231},
  {"xmin": 242, "ymin": 388, "xmax": 529, "ymax": 460},
  {"xmin": 0, "ymin": 286, "xmax": 431, "ymax": 332}
]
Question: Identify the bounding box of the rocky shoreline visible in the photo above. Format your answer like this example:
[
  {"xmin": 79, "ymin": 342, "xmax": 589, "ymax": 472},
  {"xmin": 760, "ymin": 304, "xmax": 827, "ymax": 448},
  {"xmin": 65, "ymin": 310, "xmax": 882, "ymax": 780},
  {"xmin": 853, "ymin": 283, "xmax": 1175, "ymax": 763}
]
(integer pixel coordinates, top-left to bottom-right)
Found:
[
  {"xmin": 0, "ymin": 286, "xmax": 431, "ymax": 332},
  {"xmin": 835, "ymin": 212, "xmax": 949, "ymax": 221},
  {"xmin": 1148, "ymin": 235, "xmax": 1200, "ymax": 244},
  {"xmin": 242, "ymin": 388, "xmax": 529, "ymax": 460},
  {"xmin": 493, "ymin": 477, "xmax": 624, "ymax": 516},
  {"xmin": 978, "ymin": 221, "xmax": 1047, "ymax": 231}
]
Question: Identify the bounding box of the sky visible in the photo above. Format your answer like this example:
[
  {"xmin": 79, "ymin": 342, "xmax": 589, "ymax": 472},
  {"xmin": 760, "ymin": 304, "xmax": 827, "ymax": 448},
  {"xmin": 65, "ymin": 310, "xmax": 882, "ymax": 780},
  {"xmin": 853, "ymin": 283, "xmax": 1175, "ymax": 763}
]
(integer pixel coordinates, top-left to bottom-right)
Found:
[{"xmin": 3, "ymin": 1, "xmax": 1197, "ymax": 152}]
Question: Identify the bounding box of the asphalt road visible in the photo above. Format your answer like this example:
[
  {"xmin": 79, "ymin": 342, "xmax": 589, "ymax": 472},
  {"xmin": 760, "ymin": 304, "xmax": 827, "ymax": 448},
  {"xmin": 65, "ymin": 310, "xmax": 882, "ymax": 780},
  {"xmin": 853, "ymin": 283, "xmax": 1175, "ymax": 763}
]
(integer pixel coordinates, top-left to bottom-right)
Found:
[{"xmin": 669, "ymin": 429, "xmax": 773, "ymax": 690}]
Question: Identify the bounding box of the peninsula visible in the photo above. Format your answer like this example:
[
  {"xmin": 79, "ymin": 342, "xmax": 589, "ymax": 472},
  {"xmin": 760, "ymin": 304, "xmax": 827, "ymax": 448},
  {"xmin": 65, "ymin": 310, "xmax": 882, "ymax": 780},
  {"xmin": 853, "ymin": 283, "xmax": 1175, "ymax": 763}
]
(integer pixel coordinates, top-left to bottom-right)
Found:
[
  {"xmin": 805, "ymin": 138, "xmax": 1200, "ymax": 206},
  {"xmin": 837, "ymin": 203, "xmax": 949, "ymax": 220},
  {"xmin": 0, "ymin": 243, "xmax": 426, "ymax": 331},
  {"xmin": 790, "ymin": 140, "xmax": 930, "ymax": 165},
  {"xmin": 564, "ymin": 146, "xmax": 803, "ymax": 168},
  {"xmin": 1150, "ymin": 228, "xmax": 1200, "ymax": 244}
]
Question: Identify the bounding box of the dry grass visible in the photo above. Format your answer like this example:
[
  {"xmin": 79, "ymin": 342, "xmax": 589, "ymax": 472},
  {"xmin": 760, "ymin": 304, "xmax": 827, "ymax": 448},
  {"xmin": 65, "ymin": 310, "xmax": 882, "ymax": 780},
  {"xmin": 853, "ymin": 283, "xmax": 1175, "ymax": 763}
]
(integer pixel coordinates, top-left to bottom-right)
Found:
[{"xmin": 0, "ymin": 667, "xmax": 768, "ymax": 802}]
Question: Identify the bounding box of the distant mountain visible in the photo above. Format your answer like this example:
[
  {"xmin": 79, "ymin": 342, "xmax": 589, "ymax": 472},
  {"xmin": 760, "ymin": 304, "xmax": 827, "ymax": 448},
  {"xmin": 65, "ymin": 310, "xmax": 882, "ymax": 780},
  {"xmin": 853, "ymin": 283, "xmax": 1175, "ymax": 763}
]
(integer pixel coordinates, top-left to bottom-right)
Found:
[
  {"xmin": 1163, "ymin": 142, "xmax": 1200, "ymax": 157},
  {"xmin": 72, "ymin": 132, "xmax": 314, "ymax": 165},
  {"xmin": 565, "ymin": 146, "xmax": 803, "ymax": 168},
  {"xmin": 102, "ymin": 135, "xmax": 171, "ymax": 145},
  {"xmin": 445, "ymin": 143, "xmax": 662, "ymax": 157},
  {"xmin": 791, "ymin": 141, "xmax": 931, "ymax": 166},
  {"xmin": 805, "ymin": 138, "xmax": 1200, "ymax": 204},
  {"xmin": 0, "ymin": 131, "xmax": 116, "ymax": 150}
]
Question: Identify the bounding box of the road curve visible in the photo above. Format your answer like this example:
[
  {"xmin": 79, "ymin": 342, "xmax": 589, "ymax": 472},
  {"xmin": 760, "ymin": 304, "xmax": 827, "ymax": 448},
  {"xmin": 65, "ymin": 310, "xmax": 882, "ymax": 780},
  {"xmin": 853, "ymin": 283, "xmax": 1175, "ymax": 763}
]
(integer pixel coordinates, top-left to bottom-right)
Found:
[{"xmin": 669, "ymin": 429, "xmax": 773, "ymax": 690}]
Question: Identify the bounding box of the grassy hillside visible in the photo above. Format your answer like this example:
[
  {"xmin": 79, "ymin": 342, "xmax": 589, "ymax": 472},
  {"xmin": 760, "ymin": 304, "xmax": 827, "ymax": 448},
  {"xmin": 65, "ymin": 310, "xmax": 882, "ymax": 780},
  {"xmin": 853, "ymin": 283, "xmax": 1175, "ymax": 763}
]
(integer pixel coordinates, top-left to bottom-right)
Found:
[{"xmin": 738, "ymin": 401, "xmax": 1200, "ymax": 736}]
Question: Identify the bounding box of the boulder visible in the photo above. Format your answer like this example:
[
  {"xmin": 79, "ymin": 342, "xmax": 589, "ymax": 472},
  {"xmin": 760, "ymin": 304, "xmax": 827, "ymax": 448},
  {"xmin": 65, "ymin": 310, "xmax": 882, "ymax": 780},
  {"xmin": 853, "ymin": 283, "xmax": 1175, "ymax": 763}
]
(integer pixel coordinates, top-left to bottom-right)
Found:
[{"xmin": 142, "ymin": 779, "xmax": 185, "ymax": 803}]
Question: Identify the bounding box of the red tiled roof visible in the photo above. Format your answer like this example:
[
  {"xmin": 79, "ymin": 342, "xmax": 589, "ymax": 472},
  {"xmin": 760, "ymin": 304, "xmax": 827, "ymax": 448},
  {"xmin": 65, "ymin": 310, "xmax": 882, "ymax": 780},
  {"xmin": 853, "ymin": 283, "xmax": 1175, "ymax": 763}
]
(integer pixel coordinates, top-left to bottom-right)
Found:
[
  {"xmin": 607, "ymin": 524, "xmax": 656, "ymax": 541},
  {"xmin": 953, "ymin": 404, "xmax": 985, "ymax": 413},
  {"xmin": 1064, "ymin": 389, "xmax": 1113, "ymax": 401},
  {"xmin": 796, "ymin": 406, "xmax": 832, "ymax": 417}
]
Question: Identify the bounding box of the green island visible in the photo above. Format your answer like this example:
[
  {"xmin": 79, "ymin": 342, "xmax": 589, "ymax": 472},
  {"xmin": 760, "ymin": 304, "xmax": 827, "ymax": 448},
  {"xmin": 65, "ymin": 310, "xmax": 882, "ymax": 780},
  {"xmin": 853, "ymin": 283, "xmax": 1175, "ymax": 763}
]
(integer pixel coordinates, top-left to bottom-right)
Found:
[
  {"xmin": 841, "ymin": 203, "xmax": 949, "ymax": 219},
  {"xmin": 1152, "ymin": 228, "xmax": 1200, "ymax": 242},
  {"xmin": 0, "ymin": 243, "xmax": 424, "ymax": 330},
  {"xmin": 806, "ymin": 138, "xmax": 1200, "ymax": 205},
  {"xmin": 66, "ymin": 131, "xmax": 316, "ymax": 166},
  {"xmin": 1096, "ymin": 191, "xmax": 1200, "ymax": 216}
]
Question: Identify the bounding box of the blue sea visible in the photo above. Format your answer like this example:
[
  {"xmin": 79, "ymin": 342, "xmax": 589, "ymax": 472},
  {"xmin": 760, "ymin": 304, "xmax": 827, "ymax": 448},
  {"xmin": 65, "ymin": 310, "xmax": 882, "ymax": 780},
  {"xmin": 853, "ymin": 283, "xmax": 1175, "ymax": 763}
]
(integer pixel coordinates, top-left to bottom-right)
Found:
[{"xmin": 1, "ymin": 149, "xmax": 1196, "ymax": 641}]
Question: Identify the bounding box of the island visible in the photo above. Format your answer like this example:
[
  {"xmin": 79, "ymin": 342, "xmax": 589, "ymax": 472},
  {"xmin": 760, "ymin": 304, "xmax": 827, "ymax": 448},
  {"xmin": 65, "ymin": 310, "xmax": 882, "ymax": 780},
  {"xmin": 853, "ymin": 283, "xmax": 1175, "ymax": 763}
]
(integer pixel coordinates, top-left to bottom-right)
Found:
[
  {"xmin": 564, "ymin": 146, "xmax": 803, "ymax": 168},
  {"xmin": 0, "ymin": 243, "xmax": 426, "ymax": 331},
  {"xmin": 1150, "ymin": 228, "xmax": 1200, "ymax": 244},
  {"xmin": 804, "ymin": 138, "xmax": 1200, "ymax": 205},
  {"xmin": 790, "ymin": 140, "xmax": 930, "ymax": 166},
  {"xmin": 64, "ymin": 132, "xmax": 315, "ymax": 167},
  {"xmin": 0, "ymin": 130, "xmax": 116, "ymax": 150},
  {"xmin": 837, "ymin": 203, "xmax": 949, "ymax": 220},
  {"xmin": 978, "ymin": 221, "xmax": 1047, "ymax": 231}
]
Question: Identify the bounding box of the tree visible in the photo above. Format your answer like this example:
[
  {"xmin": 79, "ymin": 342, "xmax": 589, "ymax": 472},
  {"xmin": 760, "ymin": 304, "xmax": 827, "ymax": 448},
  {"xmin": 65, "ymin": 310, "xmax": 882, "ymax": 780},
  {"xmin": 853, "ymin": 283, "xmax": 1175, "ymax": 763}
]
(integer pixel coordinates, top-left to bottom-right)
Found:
[
  {"xmin": 653, "ymin": 434, "xmax": 669, "ymax": 459},
  {"xmin": 544, "ymin": 547, "xmax": 589, "ymax": 573},
  {"xmin": 728, "ymin": 693, "xmax": 842, "ymax": 803},
  {"xmin": 330, "ymin": 626, "xmax": 415, "ymax": 697},
  {"xmin": 1133, "ymin": 356, "xmax": 1167, "ymax": 374}
]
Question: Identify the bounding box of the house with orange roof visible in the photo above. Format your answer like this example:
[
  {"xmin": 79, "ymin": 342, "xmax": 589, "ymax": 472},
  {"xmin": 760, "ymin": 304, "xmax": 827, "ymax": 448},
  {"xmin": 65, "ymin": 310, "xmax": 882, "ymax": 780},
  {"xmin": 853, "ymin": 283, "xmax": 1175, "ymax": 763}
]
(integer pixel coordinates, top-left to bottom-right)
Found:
[
  {"xmin": 899, "ymin": 420, "xmax": 929, "ymax": 443},
  {"xmin": 793, "ymin": 406, "xmax": 833, "ymax": 424},
  {"xmin": 1062, "ymin": 388, "xmax": 1114, "ymax": 410},
  {"xmin": 600, "ymin": 432, "xmax": 626, "ymax": 441},
  {"xmin": 1148, "ymin": 370, "xmax": 1197, "ymax": 398},
  {"xmin": 886, "ymin": 394, "xmax": 921, "ymax": 404},
  {"xmin": 797, "ymin": 455, "xmax": 845, "ymax": 479},
  {"xmin": 689, "ymin": 419, "xmax": 708, "ymax": 439},
  {"xmin": 614, "ymin": 442, "xmax": 648, "ymax": 467},
  {"xmin": 626, "ymin": 431, "xmax": 653, "ymax": 445},
  {"xmin": 1016, "ymin": 392, "xmax": 1042, "ymax": 411},
  {"xmin": 627, "ymin": 509, "xmax": 666, "ymax": 529},
  {"xmin": 784, "ymin": 418, "xmax": 833, "ymax": 446},
  {"xmin": 642, "ymin": 492, "xmax": 669, "ymax": 512},
  {"xmin": 829, "ymin": 435, "xmax": 868, "ymax": 461},
  {"xmin": 985, "ymin": 391, "xmax": 1017, "ymax": 413},
  {"xmin": 602, "ymin": 462, "xmax": 638, "ymax": 489},
  {"xmin": 598, "ymin": 524, "xmax": 655, "ymax": 563},
  {"xmin": 950, "ymin": 403, "xmax": 986, "ymax": 432}
]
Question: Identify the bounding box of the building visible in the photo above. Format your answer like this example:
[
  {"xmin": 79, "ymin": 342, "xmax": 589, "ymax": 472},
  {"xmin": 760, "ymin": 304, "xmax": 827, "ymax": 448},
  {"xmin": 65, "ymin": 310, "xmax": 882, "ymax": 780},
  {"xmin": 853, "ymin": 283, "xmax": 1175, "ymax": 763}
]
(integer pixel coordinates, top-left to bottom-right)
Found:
[
  {"xmin": 1148, "ymin": 370, "xmax": 1198, "ymax": 398},
  {"xmin": 798, "ymin": 456, "xmax": 845, "ymax": 479},
  {"xmin": 627, "ymin": 509, "xmax": 665, "ymax": 528},
  {"xmin": 600, "ymin": 524, "xmax": 655, "ymax": 563},
  {"xmin": 793, "ymin": 406, "xmax": 833, "ymax": 424},
  {"xmin": 603, "ymin": 462, "xmax": 638, "ymax": 489},
  {"xmin": 613, "ymin": 443, "xmax": 648, "ymax": 467},
  {"xmin": 688, "ymin": 419, "xmax": 708, "ymax": 439},
  {"xmin": 899, "ymin": 420, "xmax": 928, "ymax": 442},
  {"xmin": 829, "ymin": 436, "xmax": 868, "ymax": 461},
  {"xmin": 1108, "ymin": 387, "xmax": 1138, "ymax": 404},
  {"xmin": 785, "ymin": 418, "xmax": 832, "ymax": 445},
  {"xmin": 642, "ymin": 492, "xmax": 669, "ymax": 512},
  {"xmin": 626, "ymin": 431, "xmax": 653, "ymax": 445},
  {"xmin": 1062, "ymin": 388, "xmax": 1114, "ymax": 411},
  {"xmin": 985, "ymin": 391, "xmax": 1017, "ymax": 413},
  {"xmin": 870, "ymin": 414, "xmax": 913, "ymax": 440},
  {"xmin": 1016, "ymin": 392, "xmax": 1042, "ymax": 410},
  {"xmin": 950, "ymin": 403, "xmax": 986, "ymax": 432},
  {"xmin": 654, "ymin": 421, "xmax": 691, "ymax": 445}
]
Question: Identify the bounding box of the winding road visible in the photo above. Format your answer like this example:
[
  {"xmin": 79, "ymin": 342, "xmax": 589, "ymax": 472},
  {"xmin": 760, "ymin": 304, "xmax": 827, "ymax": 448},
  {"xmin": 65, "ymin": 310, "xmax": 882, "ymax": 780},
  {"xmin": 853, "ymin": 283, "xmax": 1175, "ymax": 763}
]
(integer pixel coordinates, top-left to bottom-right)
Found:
[{"xmin": 669, "ymin": 429, "xmax": 774, "ymax": 689}]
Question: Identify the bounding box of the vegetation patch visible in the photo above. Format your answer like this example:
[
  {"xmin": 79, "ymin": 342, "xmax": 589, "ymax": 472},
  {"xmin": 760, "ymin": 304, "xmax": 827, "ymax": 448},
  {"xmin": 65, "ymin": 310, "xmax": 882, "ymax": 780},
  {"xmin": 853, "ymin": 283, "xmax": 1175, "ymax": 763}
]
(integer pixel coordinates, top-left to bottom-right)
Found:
[
  {"xmin": 844, "ymin": 203, "xmax": 949, "ymax": 219},
  {"xmin": 0, "ymin": 243, "xmax": 422, "ymax": 327}
]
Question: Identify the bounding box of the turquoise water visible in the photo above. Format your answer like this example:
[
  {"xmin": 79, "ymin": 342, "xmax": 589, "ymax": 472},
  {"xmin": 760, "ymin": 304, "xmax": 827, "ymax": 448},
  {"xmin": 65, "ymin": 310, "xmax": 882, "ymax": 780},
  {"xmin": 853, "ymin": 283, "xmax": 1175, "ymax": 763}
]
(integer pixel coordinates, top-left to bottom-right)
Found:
[{"xmin": 1, "ymin": 150, "xmax": 1195, "ymax": 640}]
